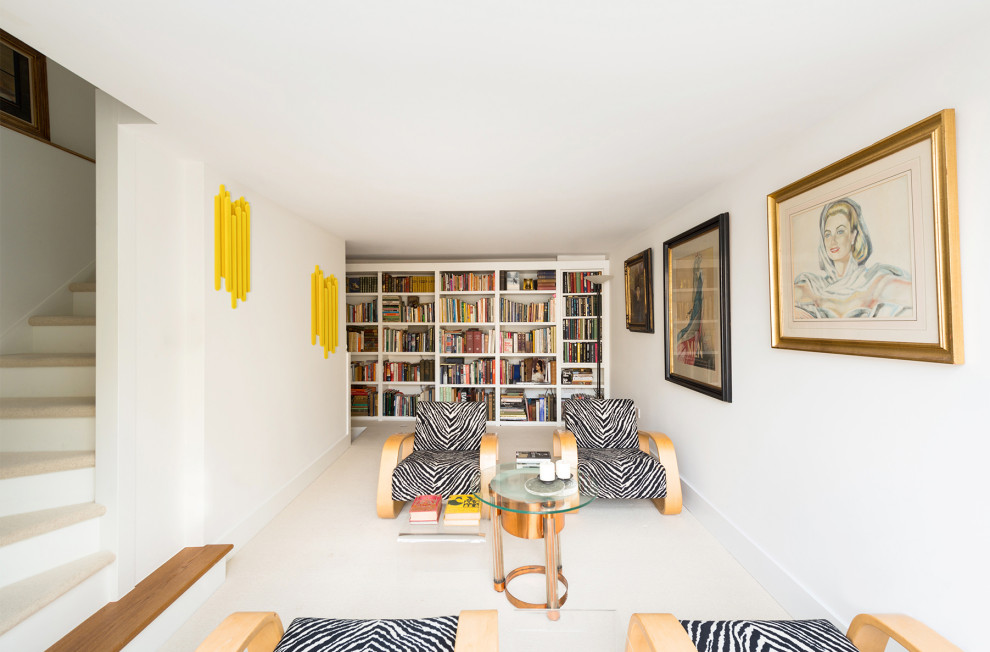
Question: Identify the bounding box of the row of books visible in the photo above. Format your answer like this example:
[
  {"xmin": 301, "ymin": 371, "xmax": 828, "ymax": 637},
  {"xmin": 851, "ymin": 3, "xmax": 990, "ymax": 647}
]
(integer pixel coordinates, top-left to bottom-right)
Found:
[
  {"xmin": 350, "ymin": 387, "xmax": 378, "ymax": 416},
  {"xmin": 525, "ymin": 392, "xmax": 557, "ymax": 422},
  {"xmin": 563, "ymin": 295, "xmax": 600, "ymax": 317},
  {"xmin": 561, "ymin": 367, "xmax": 594, "ymax": 385},
  {"xmin": 347, "ymin": 327, "xmax": 378, "ymax": 353},
  {"xmin": 382, "ymin": 327, "xmax": 435, "ymax": 352},
  {"xmin": 383, "ymin": 359, "xmax": 434, "ymax": 382},
  {"xmin": 382, "ymin": 388, "xmax": 419, "ymax": 417},
  {"xmin": 500, "ymin": 358, "xmax": 555, "ymax": 385},
  {"xmin": 434, "ymin": 387, "xmax": 496, "ymax": 419},
  {"xmin": 441, "ymin": 328, "xmax": 495, "ymax": 353},
  {"xmin": 440, "ymin": 272, "xmax": 495, "ymax": 292},
  {"xmin": 562, "ymin": 271, "xmax": 600, "ymax": 294},
  {"xmin": 438, "ymin": 297, "xmax": 493, "ymax": 323},
  {"xmin": 409, "ymin": 494, "xmax": 481, "ymax": 526},
  {"xmin": 383, "ymin": 273, "xmax": 435, "ymax": 293},
  {"xmin": 439, "ymin": 358, "xmax": 496, "ymax": 385},
  {"xmin": 562, "ymin": 318, "xmax": 600, "ymax": 340},
  {"xmin": 381, "ymin": 295, "xmax": 402, "ymax": 322},
  {"xmin": 346, "ymin": 300, "xmax": 377, "ymax": 323},
  {"xmin": 499, "ymin": 297, "xmax": 554, "ymax": 323},
  {"xmin": 562, "ymin": 342, "xmax": 600, "ymax": 363},
  {"xmin": 350, "ymin": 361, "xmax": 377, "ymax": 382},
  {"xmin": 347, "ymin": 276, "xmax": 377, "ymax": 293},
  {"xmin": 501, "ymin": 327, "xmax": 555, "ymax": 354}
]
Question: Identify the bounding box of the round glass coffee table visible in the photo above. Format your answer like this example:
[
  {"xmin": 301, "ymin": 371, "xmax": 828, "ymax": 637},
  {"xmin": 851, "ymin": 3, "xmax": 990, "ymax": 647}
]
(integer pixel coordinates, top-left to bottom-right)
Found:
[{"xmin": 475, "ymin": 463, "xmax": 596, "ymax": 619}]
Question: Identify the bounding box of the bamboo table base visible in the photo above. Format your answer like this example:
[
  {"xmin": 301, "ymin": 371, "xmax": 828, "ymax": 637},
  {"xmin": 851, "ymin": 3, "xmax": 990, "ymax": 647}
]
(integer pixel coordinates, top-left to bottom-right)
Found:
[{"xmin": 492, "ymin": 509, "xmax": 568, "ymax": 620}]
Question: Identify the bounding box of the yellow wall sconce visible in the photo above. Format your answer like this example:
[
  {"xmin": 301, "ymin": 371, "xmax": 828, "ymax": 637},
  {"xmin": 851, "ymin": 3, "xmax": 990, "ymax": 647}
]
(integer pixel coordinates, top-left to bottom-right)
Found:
[
  {"xmin": 311, "ymin": 266, "xmax": 339, "ymax": 357},
  {"xmin": 214, "ymin": 184, "xmax": 251, "ymax": 308}
]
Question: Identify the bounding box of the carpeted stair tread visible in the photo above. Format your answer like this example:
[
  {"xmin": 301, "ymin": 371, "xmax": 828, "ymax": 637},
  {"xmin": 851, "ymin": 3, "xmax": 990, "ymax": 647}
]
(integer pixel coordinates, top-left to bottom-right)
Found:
[
  {"xmin": 0, "ymin": 503, "xmax": 106, "ymax": 547},
  {"xmin": 68, "ymin": 283, "xmax": 96, "ymax": 293},
  {"xmin": 0, "ymin": 396, "xmax": 95, "ymax": 418},
  {"xmin": 0, "ymin": 353, "xmax": 96, "ymax": 368},
  {"xmin": 0, "ymin": 451, "xmax": 95, "ymax": 479},
  {"xmin": 27, "ymin": 315, "xmax": 96, "ymax": 326},
  {"xmin": 0, "ymin": 550, "xmax": 115, "ymax": 636}
]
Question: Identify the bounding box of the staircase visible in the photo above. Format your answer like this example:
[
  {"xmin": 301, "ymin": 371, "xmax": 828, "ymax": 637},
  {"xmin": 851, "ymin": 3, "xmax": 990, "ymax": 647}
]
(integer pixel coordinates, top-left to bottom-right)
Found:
[{"xmin": 0, "ymin": 282, "xmax": 115, "ymax": 649}]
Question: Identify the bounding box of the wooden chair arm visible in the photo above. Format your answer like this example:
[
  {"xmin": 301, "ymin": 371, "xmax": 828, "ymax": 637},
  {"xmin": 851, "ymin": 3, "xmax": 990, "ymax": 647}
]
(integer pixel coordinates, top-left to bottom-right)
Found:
[
  {"xmin": 624, "ymin": 613, "xmax": 696, "ymax": 652},
  {"xmin": 638, "ymin": 430, "xmax": 682, "ymax": 515},
  {"xmin": 552, "ymin": 429, "xmax": 578, "ymax": 470},
  {"xmin": 195, "ymin": 612, "xmax": 284, "ymax": 652},
  {"xmin": 376, "ymin": 432, "xmax": 415, "ymax": 518},
  {"xmin": 847, "ymin": 614, "xmax": 963, "ymax": 652},
  {"xmin": 455, "ymin": 609, "xmax": 499, "ymax": 651},
  {"xmin": 479, "ymin": 433, "xmax": 498, "ymax": 520}
]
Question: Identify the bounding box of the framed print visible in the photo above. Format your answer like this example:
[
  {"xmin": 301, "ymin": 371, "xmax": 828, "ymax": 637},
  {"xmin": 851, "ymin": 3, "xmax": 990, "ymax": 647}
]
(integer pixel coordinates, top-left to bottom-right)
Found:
[
  {"xmin": 1, "ymin": 30, "xmax": 50, "ymax": 141},
  {"xmin": 768, "ymin": 109, "xmax": 962, "ymax": 364},
  {"xmin": 663, "ymin": 213, "xmax": 731, "ymax": 402},
  {"xmin": 624, "ymin": 249, "xmax": 654, "ymax": 333}
]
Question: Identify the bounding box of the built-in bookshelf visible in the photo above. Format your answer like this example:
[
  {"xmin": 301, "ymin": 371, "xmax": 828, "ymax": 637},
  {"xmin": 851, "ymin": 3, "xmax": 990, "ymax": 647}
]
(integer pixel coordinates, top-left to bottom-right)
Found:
[{"xmin": 345, "ymin": 260, "xmax": 608, "ymax": 424}]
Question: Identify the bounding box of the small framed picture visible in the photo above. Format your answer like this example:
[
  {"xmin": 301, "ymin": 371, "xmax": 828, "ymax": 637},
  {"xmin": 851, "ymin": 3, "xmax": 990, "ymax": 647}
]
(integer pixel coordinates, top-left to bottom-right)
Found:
[
  {"xmin": 505, "ymin": 271, "xmax": 520, "ymax": 291},
  {"xmin": 1, "ymin": 30, "xmax": 50, "ymax": 141},
  {"xmin": 663, "ymin": 213, "xmax": 732, "ymax": 402},
  {"xmin": 624, "ymin": 249, "xmax": 654, "ymax": 333}
]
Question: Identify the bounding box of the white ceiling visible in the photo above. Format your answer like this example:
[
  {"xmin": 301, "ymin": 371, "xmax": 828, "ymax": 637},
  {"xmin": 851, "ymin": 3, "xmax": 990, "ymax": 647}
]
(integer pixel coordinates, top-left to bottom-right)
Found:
[{"xmin": 4, "ymin": 1, "xmax": 988, "ymax": 259}]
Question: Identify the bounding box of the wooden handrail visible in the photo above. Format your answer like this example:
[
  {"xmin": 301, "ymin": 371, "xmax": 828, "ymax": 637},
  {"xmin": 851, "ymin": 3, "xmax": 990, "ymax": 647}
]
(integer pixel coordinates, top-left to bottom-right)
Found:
[{"xmin": 1, "ymin": 123, "xmax": 95, "ymax": 163}]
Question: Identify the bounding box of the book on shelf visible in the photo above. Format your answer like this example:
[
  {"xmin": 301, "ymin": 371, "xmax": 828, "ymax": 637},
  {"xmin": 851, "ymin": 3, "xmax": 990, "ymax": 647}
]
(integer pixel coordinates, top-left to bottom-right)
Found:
[
  {"xmin": 382, "ymin": 295, "xmax": 402, "ymax": 322},
  {"xmin": 515, "ymin": 450, "xmax": 551, "ymax": 466},
  {"xmin": 443, "ymin": 494, "xmax": 482, "ymax": 525},
  {"xmin": 409, "ymin": 494, "xmax": 442, "ymax": 523},
  {"xmin": 564, "ymin": 367, "xmax": 594, "ymax": 385}
]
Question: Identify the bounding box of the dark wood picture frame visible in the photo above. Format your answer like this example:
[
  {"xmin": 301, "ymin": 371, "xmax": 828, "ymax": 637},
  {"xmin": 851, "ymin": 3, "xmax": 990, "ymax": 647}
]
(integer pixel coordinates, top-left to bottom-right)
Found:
[
  {"xmin": 1, "ymin": 29, "xmax": 50, "ymax": 142},
  {"xmin": 623, "ymin": 248, "xmax": 654, "ymax": 333},
  {"xmin": 663, "ymin": 213, "xmax": 732, "ymax": 402}
]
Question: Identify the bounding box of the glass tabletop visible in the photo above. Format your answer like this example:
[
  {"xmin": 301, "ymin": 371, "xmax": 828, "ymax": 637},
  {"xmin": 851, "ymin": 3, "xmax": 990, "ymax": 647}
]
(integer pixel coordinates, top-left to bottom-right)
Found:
[{"xmin": 474, "ymin": 463, "xmax": 596, "ymax": 515}]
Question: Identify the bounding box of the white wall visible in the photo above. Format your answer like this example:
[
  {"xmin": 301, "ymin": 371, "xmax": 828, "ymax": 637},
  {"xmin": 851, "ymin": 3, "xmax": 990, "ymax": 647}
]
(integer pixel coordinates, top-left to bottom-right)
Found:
[
  {"xmin": 47, "ymin": 59, "xmax": 96, "ymax": 160},
  {"xmin": 202, "ymin": 172, "xmax": 348, "ymax": 547},
  {"xmin": 608, "ymin": 32, "xmax": 989, "ymax": 651}
]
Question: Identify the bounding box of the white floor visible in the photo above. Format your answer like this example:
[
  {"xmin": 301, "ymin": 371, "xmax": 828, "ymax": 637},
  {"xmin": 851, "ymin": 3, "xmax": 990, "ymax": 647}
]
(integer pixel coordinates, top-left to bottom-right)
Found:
[{"xmin": 165, "ymin": 423, "xmax": 790, "ymax": 651}]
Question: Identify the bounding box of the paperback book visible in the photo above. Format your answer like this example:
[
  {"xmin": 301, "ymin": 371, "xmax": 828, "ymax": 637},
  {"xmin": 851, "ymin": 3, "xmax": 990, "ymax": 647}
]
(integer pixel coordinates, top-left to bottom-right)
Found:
[
  {"xmin": 443, "ymin": 494, "xmax": 482, "ymax": 526},
  {"xmin": 516, "ymin": 450, "xmax": 551, "ymax": 466},
  {"xmin": 408, "ymin": 494, "xmax": 442, "ymax": 524}
]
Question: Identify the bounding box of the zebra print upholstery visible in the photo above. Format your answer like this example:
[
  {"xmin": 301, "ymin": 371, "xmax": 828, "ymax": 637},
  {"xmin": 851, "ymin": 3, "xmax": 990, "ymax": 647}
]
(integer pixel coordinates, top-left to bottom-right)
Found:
[
  {"xmin": 563, "ymin": 398, "xmax": 639, "ymax": 448},
  {"xmin": 414, "ymin": 402, "xmax": 486, "ymax": 451},
  {"xmin": 275, "ymin": 615, "xmax": 459, "ymax": 652},
  {"xmin": 679, "ymin": 619, "xmax": 860, "ymax": 652},
  {"xmin": 563, "ymin": 398, "xmax": 666, "ymax": 500},
  {"xmin": 577, "ymin": 448, "xmax": 666, "ymax": 499},
  {"xmin": 391, "ymin": 450, "xmax": 481, "ymax": 501}
]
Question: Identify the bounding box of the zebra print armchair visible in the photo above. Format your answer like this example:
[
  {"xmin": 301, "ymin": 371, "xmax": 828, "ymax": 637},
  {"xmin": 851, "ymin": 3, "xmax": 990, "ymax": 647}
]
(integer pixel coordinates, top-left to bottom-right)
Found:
[
  {"xmin": 553, "ymin": 398, "xmax": 681, "ymax": 515},
  {"xmin": 624, "ymin": 613, "xmax": 961, "ymax": 652},
  {"xmin": 196, "ymin": 610, "xmax": 498, "ymax": 652},
  {"xmin": 377, "ymin": 401, "xmax": 498, "ymax": 519}
]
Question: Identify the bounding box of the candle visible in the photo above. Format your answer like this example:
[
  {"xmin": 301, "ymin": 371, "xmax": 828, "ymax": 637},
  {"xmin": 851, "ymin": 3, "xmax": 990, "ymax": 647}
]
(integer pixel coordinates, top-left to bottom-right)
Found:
[
  {"xmin": 555, "ymin": 459, "xmax": 571, "ymax": 480},
  {"xmin": 539, "ymin": 460, "xmax": 555, "ymax": 482}
]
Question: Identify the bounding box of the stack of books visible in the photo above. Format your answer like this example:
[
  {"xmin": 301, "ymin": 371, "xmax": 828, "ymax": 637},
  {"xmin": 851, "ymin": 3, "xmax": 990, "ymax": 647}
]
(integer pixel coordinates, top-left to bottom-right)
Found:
[
  {"xmin": 382, "ymin": 295, "xmax": 402, "ymax": 322},
  {"xmin": 499, "ymin": 388, "xmax": 526, "ymax": 421},
  {"xmin": 408, "ymin": 495, "xmax": 442, "ymax": 524},
  {"xmin": 516, "ymin": 451, "xmax": 551, "ymax": 466},
  {"xmin": 562, "ymin": 367, "xmax": 593, "ymax": 385},
  {"xmin": 442, "ymin": 494, "xmax": 482, "ymax": 526}
]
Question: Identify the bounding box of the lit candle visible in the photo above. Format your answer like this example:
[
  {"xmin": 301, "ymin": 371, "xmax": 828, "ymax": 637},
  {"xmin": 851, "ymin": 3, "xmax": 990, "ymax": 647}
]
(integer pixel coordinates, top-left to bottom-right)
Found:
[
  {"xmin": 539, "ymin": 460, "xmax": 555, "ymax": 482},
  {"xmin": 555, "ymin": 459, "xmax": 571, "ymax": 480}
]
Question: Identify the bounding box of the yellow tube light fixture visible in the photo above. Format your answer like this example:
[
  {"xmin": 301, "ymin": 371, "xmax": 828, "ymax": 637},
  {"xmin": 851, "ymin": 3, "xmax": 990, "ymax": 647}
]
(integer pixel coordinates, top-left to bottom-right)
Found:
[
  {"xmin": 214, "ymin": 184, "xmax": 251, "ymax": 308},
  {"xmin": 311, "ymin": 265, "xmax": 339, "ymax": 357}
]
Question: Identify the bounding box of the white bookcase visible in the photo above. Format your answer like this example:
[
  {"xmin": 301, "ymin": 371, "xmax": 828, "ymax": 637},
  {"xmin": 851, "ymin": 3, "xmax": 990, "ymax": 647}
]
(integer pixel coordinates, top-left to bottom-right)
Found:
[{"xmin": 345, "ymin": 259, "xmax": 610, "ymax": 425}]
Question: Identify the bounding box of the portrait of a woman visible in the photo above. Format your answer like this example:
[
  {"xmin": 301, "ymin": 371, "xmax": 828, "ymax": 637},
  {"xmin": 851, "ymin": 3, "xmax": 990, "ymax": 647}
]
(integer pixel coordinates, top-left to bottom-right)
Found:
[{"xmin": 793, "ymin": 198, "xmax": 913, "ymax": 319}]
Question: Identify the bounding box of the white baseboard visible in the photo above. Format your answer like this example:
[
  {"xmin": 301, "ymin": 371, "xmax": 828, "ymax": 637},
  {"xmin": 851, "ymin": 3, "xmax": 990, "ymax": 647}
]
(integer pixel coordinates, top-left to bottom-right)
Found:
[
  {"xmin": 681, "ymin": 477, "xmax": 840, "ymax": 625},
  {"xmin": 217, "ymin": 434, "xmax": 350, "ymax": 551}
]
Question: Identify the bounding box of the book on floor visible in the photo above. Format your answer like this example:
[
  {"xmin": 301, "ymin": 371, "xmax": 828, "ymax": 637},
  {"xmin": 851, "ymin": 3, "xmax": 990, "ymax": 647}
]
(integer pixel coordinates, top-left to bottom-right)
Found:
[
  {"xmin": 516, "ymin": 450, "xmax": 551, "ymax": 466},
  {"xmin": 408, "ymin": 494, "xmax": 442, "ymax": 523},
  {"xmin": 443, "ymin": 494, "xmax": 482, "ymax": 525}
]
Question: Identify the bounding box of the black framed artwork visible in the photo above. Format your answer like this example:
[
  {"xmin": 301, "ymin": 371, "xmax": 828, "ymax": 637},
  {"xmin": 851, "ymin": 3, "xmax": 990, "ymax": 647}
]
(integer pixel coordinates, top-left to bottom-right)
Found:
[
  {"xmin": 0, "ymin": 30, "xmax": 49, "ymax": 142},
  {"xmin": 623, "ymin": 248, "xmax": 654, "ymax": 333}
]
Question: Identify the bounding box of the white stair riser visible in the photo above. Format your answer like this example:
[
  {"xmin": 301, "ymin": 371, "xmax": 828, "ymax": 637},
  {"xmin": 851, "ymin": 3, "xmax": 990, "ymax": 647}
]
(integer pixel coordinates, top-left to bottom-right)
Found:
[
  {"xmin": 0, "ymin": 469, "xmax": 94, "ymax": 518},
  {"xmin": 0, "ymin": 562, "xmax": 112, "ymax": 650},
  {"xmin": 72, "ymin": 293, "xmax": 96, "ymax": 317},
  {"xmin": 31, "ymin": 326, "xmax": 96, "ymax": 354},
  {"xmin": 0, "ymin": 418, "xmax": 96, "ymax": 452},
  {"xmin": 0, "ymin": 518, "xmax": 101, "ymax": 589},
  {"xmin": 0, "ymin": 367, "xmax": 96, "ymax": 398}
]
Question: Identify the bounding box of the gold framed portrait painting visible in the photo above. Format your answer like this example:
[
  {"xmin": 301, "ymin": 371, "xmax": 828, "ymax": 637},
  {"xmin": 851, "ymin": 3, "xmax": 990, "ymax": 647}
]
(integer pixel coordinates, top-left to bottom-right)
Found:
[
  {"xmin": 663, "ymin": 213, "xmax": 732, "ymax": 402},
  {"xmin": 768, "ymin": 110, "xmax": 963, "ymax": 364}
]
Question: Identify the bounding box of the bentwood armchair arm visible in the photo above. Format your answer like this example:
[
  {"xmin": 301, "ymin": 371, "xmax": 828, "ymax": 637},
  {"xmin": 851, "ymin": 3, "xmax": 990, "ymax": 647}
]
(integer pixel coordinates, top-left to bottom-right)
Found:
[
  {"xmin": 376, "ymin": 432, "xmax": 416, "ymax": 518},
  {"xmin": 479, "ymin": 433, "xmax": 498, "ymax": 519},
  {"xmin": 624, "ymin": 613, "xmax": 962, "ymax": 652},
  {"xmin": 197, "ymin": 610, "xmax": 500, "ymax": 652},
  {"xmin": 552, "ymin": 429, "xmax": 579, "ymax": 471},
  {"xmin": 637, "ymin": 430, "xmax": 682, "ymax": 515}
]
